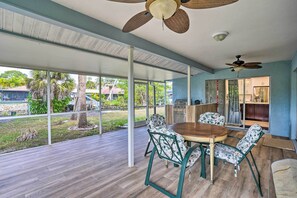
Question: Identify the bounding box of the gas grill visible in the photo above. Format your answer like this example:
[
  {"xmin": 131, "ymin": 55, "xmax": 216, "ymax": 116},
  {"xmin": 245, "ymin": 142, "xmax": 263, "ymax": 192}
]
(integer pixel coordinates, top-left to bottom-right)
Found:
[{"xmin": 173, "ymin": 99, "xmax": 187, "ymax": 123}]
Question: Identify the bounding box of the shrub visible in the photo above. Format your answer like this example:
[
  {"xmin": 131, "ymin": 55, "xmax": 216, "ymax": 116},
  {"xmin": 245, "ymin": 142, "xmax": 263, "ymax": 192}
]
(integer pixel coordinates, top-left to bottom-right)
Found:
[
  {"xmin": 28, "ymin": 94, "xmax": 71, "ymax": 114},
  {"xmin": 28, "ymin": 95, "xmax": 47, "ymax": 114},
  {"xmin": 52, "ymin": 97, "xmax": 71, "ymax": 113}
]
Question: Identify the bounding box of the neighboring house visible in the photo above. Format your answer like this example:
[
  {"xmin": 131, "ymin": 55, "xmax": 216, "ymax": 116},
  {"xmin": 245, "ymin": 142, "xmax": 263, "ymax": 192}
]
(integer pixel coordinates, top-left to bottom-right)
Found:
[
  {"xmin": 0, "ymin": 86, "xmax": 29, "ymax": 101},
  {"xmin": 69, "ymin": 85, "xmax": 124, "ymax": 110},
  {"xmin": 101, "ymin": 84, "xmax": 124, "ymax": 100},
  {"xmin": 71, "ymin": 85, "xmax": 124, "ymax": 101}
]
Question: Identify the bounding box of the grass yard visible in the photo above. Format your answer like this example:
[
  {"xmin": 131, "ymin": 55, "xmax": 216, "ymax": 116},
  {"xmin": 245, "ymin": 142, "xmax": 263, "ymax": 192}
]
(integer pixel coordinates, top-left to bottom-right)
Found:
[{"xmin": 0, "ymin": 107, "xmax": 164, "ymax": 154}]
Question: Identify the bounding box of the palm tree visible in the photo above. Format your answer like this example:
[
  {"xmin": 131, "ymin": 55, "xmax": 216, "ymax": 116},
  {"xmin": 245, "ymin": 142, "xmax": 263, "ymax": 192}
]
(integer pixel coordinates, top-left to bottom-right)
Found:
[
  {"xmin": 27, "ymin": 71, "xmax": 75, "ymax": 112},
  {"xmin": 76, "ymin": 75, "xmax": 88, "ymax": 128},
  {"xmin": 70, "ymin": 75, "xmax": 88, "ymax": 128}
]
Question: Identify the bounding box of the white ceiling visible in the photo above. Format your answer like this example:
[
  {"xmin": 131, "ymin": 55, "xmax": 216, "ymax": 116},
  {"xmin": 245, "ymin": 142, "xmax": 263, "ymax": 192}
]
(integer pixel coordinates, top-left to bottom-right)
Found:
[
  {"xmin": 0, "ymin": 7, "xmax": 197, "ymax": 75},
  {"xmin": 0, "ymin": 32, "xmax": 185, "ymax": 81},
  {"xmin": 53, "ymin": 0, "xmax": 297, "ymax": 69}
]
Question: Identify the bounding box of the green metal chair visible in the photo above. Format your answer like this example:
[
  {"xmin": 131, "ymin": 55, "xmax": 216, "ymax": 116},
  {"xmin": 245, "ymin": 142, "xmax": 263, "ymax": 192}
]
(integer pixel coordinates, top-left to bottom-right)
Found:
[
  {"xmin": 145, "ymin": 127, "xmax": 205, "ymax": 198},
  {"xmin": 144, "ymin": 114, "xmax": 167, "ymax": 156},
  {"xmin": 206, "ymin": 124, "xmax": 264, "ymax": 196}
]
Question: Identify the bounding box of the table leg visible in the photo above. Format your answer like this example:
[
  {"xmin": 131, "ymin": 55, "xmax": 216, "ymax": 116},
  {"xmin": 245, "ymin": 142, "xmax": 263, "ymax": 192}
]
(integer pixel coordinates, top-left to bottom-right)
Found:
[{"xmin": 209, "ymin": 138, "xmax": 215, "ymax": 184}]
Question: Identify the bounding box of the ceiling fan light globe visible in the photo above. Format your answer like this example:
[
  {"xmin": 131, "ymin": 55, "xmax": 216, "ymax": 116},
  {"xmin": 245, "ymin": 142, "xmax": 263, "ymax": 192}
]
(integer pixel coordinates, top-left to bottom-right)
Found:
[
  {"xmin": 149, "ymin": 0, "xmax": 177, "ymax": 20},
  {"xmin": 234, "ymin": 67, "xmax": 244, "ymax": 72}
]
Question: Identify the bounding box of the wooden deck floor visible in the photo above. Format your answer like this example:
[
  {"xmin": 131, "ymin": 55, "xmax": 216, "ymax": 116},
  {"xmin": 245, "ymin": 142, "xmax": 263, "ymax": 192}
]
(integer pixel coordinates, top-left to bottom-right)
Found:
[{"xmin": 0, "ymin": 127, "xmax": 296, "ymax": 198}]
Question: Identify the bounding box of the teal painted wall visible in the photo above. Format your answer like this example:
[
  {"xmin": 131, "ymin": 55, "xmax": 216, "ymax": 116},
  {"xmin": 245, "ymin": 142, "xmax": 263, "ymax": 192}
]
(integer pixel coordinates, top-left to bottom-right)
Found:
[
  {"xmin": 291, "ymin": 53, "xmax": 297, "ymax": 139},
  {"xmin": 173, "ymin": 61, "xmax": 291, "ymax": 137}
]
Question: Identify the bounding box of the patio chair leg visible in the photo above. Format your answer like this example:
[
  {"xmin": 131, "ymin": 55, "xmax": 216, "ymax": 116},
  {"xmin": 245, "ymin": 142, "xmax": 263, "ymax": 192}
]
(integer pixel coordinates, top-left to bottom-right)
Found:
[
  {"xmin": 208, "ymin": 157, "xmax": 218, "ymax": 166},
  {"xmin": 186, "ymin": 141, "xmax": 191, "ymax": 147},
  {"xmin": 176, "ymin": 159, "xmax": 188, "ymax": 198},
  {"xmin": 246, "ymin": 157, "xmax": 263, "ymax": 197},
  {"xmin": 200, "ymin": 145, "xmax": 206, "ymax": 178},
  {"xmin": 144, "ymin": 138, "xmax": 152, "ymax": 157},
  {"xmin": 214, "ymin": 157, "xmax": 218, "ymax": 166},
  {"xmin": 145, "ymin": 148, "xmax": 156, "ymax": 186},
  {"xmin": 250, "ymin": 151, "xmax": 260, "ymax": 178}
]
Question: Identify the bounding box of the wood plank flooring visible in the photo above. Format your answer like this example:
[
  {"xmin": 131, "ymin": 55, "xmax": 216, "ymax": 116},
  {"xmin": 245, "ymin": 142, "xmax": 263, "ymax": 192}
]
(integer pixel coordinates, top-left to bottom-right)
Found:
[{"xmin": 0, "ymin": 127, "xmax": 296, "ymax": 198}]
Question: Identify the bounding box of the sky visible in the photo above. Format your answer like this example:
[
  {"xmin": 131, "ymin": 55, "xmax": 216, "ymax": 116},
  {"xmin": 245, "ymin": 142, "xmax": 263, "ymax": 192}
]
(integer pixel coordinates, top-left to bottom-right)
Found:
[
  {"xmin": 0, "ymin": 66, "xmax": 32, "ymax": 77},
  {"xmin": 0, "ymin": 66, "xmax": 98, "ymax": 83}
]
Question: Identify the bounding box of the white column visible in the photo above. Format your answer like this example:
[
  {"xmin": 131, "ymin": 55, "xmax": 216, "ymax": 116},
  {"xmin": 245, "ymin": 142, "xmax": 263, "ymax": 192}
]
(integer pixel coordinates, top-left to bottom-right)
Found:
[
  {"xmin": 164, "ymin": 81, "xmax": 167, "ymax": 106},
  {"xmin": 99, "ymin": 75, "xmax": 103, "ymax": 135},
  {"xmin": 164, "ymin": 81, "xmax": 167, "ymax": 119},
  {"xmin": 187, "ymin": 66, "xmax": 191, "ymax": 105},
  {"xmin": 46, "ymin": 71, "xmax": 51, "ymax": 145},
  {"xmin": 146, "ymin": 82, "xmax": 149, "ymax": 121},
  {"xmin": 128, "ymin": 46, "xmax": 135, "ymax": 167},
  {"xmin": 242, "ymin": 79, "xmax": 246, "ymax": 129}
]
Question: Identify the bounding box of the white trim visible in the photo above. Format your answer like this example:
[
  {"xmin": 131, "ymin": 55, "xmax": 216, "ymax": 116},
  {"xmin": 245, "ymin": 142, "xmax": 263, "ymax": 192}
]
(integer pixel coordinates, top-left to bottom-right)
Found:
[{"xmin": 0, "ymin": 114, "xmax": 47, "ymax": 120}]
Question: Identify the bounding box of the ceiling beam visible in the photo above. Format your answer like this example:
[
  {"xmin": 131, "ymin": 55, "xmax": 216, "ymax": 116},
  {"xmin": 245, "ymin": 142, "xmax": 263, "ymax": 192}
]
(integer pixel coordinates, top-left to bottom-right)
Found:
[{"xmin": 0, "ymin": 0, "xmax": 214, "ymax": 74}]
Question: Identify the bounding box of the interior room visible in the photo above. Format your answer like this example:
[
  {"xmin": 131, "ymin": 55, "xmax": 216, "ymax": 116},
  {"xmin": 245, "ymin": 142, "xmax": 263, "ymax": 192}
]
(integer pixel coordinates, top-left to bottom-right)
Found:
[{"xmin": 0, "ymin": 0, "xmax": 297, "ymax": 198}]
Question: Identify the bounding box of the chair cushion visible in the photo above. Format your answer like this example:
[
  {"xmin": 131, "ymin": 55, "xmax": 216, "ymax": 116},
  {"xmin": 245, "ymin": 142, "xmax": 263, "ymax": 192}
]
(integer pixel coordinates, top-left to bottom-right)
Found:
[
  {"xmin": 147, "ymin": 114, "xmax": 166, "ymax": 129},
  {"xmin": 206, "ymin": 143, "xmax": 244, "ymax": 165},
  {"xmin": 150, "ymin": 127, "xmax": 201, "ymax": 167},
  {"xmin": 187, "ymin": 146, "xmax": 201, "ymax": 167},
  {"xmin": 198, "ymin": 112, "xmax": 225, "ymax": 126},
  {"xmin": 236, "ymin": 124, "xmax": 263, "ymax": 154}
]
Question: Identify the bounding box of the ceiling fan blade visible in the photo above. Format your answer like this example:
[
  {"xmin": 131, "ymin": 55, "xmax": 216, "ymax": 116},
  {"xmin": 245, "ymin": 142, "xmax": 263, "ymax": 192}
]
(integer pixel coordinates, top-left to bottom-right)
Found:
[
  {"xmin": 243, "ymin": 65, "xmax": 262, "ymax": 69},
  {"xmin": 122, "ymin": 11, "xmax": 153, "ymax": 32},
  {"xmin": 243, "ymin": 62, "xmax": 262, "ymax": 66},
  {"xmin": 226, "ymin": 63, "xmax": 238, "ymax": 67},
  {"xmin": 182, "ymin": 0, "xmax": 238, "ymax": 9},
  {"xmin": 108, "ymin": 0, "xmax": 145, "ymax": 3},
  {"xmin": 164, "ymin": 9, "xmax": 189, "ymax": 34}
]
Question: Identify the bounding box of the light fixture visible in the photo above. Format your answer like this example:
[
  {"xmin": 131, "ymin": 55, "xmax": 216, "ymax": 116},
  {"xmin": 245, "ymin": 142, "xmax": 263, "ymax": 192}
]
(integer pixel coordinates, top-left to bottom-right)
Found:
[
  {"xmin": 234, "ymin": 67, "xmax": 244, "ymax": 72},
  {"xmin": 212, "ymin": 31, "xmax": 229, "ymax": 41},
  {"xmin": 149, "ymin": 0, "xmax": 178, "ymax": 20}
]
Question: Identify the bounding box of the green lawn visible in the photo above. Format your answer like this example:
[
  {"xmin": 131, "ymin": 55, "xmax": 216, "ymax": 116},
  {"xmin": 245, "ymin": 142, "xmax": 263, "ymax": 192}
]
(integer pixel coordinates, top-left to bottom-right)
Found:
[{"xmin": 0, "ymin": 107, "xmax": 164, "ymax": 154}]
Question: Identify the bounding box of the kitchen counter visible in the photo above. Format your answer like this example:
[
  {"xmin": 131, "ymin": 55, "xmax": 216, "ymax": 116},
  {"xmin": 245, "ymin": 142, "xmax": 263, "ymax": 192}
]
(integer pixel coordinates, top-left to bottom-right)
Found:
[{"xmin": 240, "ymin": 102, "xmax": 269, "ymax": 104}]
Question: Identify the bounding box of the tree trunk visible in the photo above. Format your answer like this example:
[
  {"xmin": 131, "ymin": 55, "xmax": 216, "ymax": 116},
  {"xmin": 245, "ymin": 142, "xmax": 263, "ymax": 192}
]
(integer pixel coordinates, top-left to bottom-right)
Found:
[
  {"xmin": 70, "ymin": 96, "xmax": 78, "ymax": 120},
  {"xmin": 77, "ymin": 75, "xmax": 88, "ymax": 128}
]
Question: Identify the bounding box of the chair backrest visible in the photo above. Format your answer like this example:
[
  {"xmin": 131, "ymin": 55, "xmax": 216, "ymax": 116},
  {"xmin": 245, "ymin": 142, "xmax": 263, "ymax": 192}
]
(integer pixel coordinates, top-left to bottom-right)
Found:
[
  {"xmin": 147, "ymin": 114, "xmax": 166, "ymax": 129},
  {"xmin": 148, "ymin": 127, "xmax": 187, "ymax": 165},
  {"xmin": 198, "ymin": 112, "xmax": 225, "ymax": 126},
  {"xmin": 236, "ymin": 124, "xmax": 264, "ymax": 154}
]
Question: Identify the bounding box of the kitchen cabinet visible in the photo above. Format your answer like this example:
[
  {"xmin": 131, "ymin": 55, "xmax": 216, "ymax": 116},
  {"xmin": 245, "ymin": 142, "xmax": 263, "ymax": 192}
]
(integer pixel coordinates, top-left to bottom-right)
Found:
[{"xmin": 241, "ymin": 103, "xmax": 269, "ymax": 121}]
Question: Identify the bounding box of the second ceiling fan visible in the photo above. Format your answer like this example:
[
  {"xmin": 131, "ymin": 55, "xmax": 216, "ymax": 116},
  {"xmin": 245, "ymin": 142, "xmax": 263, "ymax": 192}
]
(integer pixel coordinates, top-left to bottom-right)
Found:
[
  {"xmin": 226, "ymin": 55, "xmax": 262, "ymax": 72},
  {"xmin": 109, "ymin": 0, "xmax": 238, "ymax": 33}
]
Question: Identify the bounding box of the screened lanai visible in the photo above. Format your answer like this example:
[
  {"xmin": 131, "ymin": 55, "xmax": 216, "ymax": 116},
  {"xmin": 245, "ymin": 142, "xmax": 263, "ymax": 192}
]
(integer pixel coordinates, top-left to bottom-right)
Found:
[
  {"xmin": 0, "ymin": 2, "xmax": 211, "ymax": 167},
  {"xmin": 1, "ymin": 1, "xmax": 297, "ymax": 198}
]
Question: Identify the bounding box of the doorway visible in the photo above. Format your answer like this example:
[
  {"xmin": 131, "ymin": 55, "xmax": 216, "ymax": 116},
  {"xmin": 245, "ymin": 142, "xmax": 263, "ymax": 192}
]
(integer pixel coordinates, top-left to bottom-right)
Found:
[{"xmin": 225, "ymin": 77, "xmax": 270, "ymax": 130}]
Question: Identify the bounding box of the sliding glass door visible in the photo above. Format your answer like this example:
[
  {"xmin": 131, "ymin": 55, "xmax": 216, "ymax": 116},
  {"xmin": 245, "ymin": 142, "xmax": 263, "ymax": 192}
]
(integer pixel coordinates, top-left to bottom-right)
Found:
[
  {"xmin": 225, "ymin": 79, "xmax": 245, "ymax": 129},
  {"xmin": 225, "ymin": 77, "xmax": 270, "ymax": 130}
]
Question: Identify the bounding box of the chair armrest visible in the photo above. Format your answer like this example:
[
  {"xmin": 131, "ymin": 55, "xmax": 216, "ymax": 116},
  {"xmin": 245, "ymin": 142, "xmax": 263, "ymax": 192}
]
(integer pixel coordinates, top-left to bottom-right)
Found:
[
  {"xmin": 217, "ymin": 143, "xmax": 246, "ymax": 156},
  {"xmin": 184, "ymin": 143, "xmax": 201, "ymax": 162}
]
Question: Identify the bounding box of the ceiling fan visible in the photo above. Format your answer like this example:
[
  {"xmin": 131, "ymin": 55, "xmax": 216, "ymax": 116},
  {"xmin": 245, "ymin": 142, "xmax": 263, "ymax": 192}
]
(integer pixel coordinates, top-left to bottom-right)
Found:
[
  {"xmin": 108, "ymin": 0, "xmax": 238, "ymax": 34},
  {"xmin": 226, "ymin": 55, "xmax": 262, "ymax": 72}
]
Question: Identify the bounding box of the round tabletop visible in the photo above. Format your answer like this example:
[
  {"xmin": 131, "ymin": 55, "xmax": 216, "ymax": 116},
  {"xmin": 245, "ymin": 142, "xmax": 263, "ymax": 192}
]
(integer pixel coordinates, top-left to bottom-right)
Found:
[{"xmin": 171, "ymin": 122, "xmax": 229, "ymax": 143}]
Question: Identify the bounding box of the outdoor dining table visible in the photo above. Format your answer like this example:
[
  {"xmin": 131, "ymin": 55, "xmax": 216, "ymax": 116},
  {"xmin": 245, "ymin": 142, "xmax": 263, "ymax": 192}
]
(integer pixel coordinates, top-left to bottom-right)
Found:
[{"xmin": 171, "ymin": 122, "xmax": 229, "ymax": 184}]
